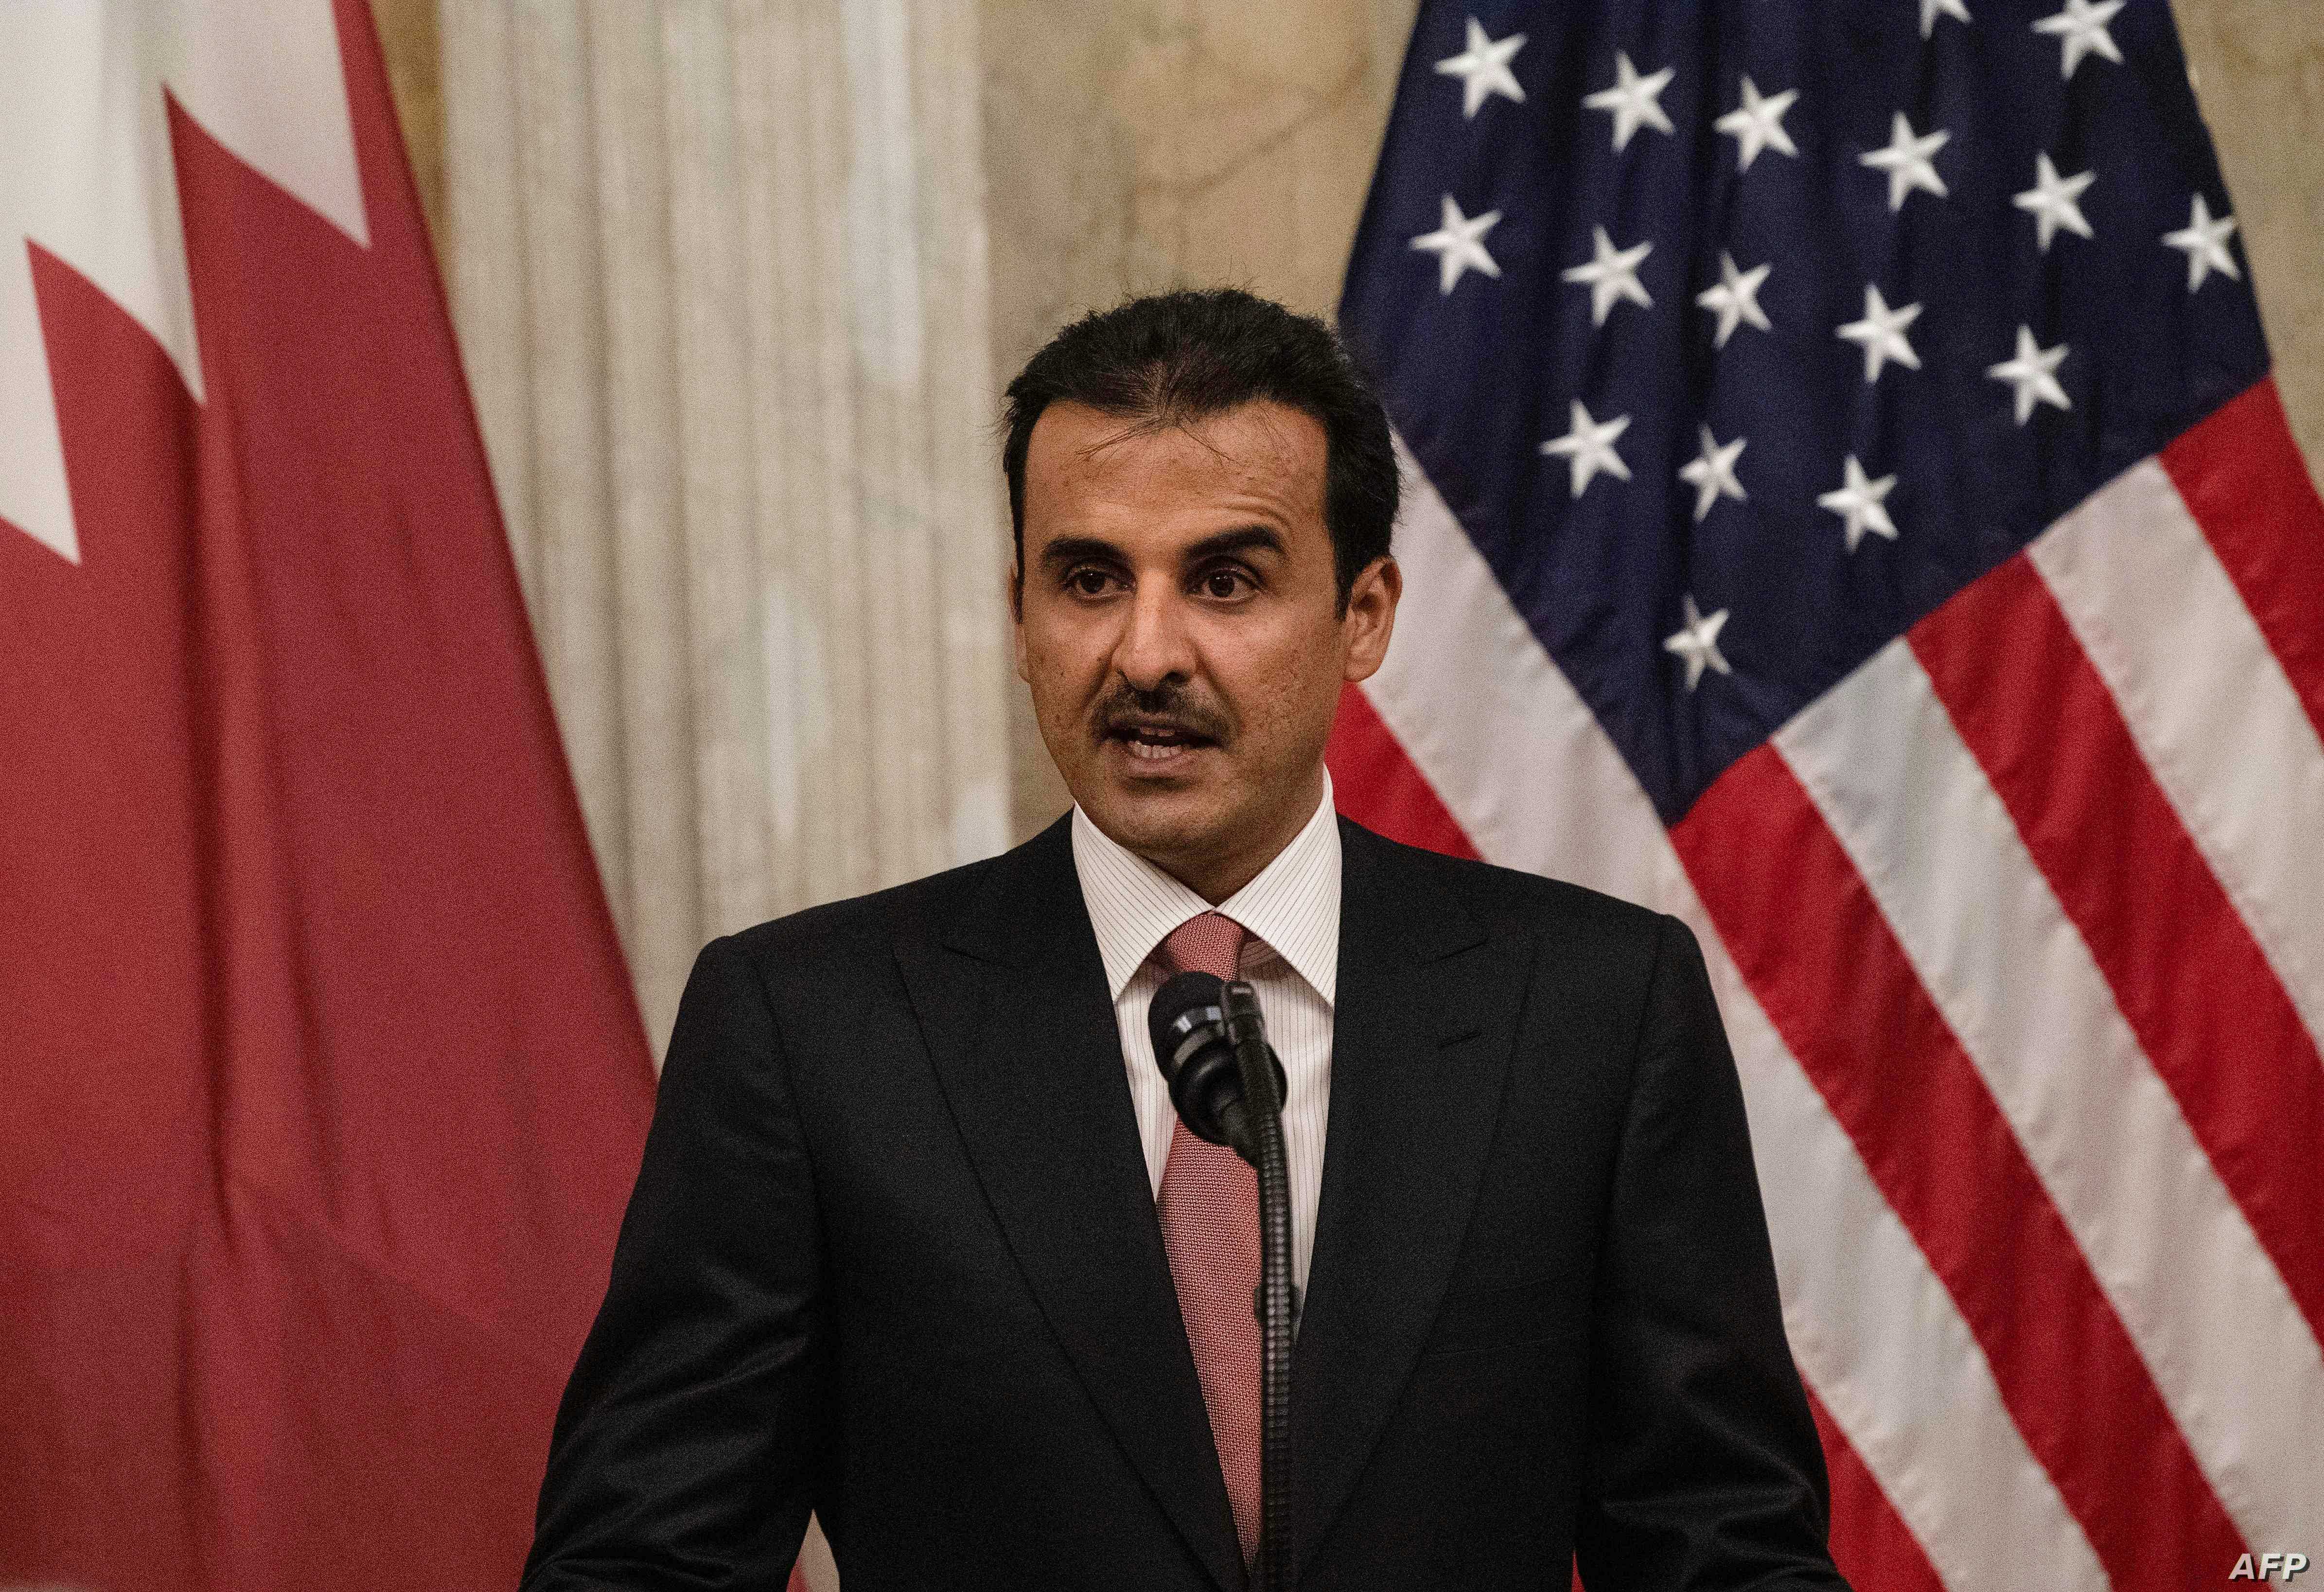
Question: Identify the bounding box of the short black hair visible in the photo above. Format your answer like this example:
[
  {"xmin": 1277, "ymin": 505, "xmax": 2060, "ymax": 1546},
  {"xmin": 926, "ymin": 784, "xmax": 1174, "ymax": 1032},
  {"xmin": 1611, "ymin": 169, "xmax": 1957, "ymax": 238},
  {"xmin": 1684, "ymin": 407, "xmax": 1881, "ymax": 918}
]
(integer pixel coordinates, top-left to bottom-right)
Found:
[{"xmin": 1002, "ymin": 289, "xmax": 1398, "ymax": 606}]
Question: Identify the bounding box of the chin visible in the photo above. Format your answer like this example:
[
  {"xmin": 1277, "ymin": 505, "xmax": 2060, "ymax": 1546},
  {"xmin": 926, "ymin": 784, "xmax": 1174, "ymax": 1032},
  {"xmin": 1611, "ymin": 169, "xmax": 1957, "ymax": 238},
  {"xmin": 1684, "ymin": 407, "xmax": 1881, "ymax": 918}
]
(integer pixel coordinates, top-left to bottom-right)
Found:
[{"xmin": 1085, "ymin": 787, "xmax": 1226, "ymax": 864}]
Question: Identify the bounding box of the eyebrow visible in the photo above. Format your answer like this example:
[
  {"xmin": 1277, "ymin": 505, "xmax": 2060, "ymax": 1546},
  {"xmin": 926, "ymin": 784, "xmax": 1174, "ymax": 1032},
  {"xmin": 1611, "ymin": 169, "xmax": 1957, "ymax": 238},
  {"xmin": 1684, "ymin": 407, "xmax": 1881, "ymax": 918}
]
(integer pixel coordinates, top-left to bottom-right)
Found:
[
  {"xmin": 1036, "ymin": 535, "xmax": 1126, "ymax": 573},
  {"xmin": 1184, "ymin": 525, "xmax": 1288, "ymax": 563},
  {"xmin": 1035, "ymin": 525, "xmax": 1289, "ymax": 573}
]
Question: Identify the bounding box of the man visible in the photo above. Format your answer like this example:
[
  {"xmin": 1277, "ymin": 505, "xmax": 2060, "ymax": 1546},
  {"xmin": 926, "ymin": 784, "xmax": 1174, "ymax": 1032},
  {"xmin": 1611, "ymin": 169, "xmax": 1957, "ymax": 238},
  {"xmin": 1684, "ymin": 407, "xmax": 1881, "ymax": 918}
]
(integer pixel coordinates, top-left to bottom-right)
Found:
[{"xmin": 524, "ymin": 291, "xmax": 1848, "ymax": 1590}]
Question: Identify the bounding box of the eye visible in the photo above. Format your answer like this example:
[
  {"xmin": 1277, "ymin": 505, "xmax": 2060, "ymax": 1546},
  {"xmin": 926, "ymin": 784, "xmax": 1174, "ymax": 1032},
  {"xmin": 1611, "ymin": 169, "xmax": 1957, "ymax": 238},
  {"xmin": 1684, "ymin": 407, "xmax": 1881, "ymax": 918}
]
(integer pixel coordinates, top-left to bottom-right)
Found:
[
  {"xmin": 1197, "ymin": 566, "xmax": 1256, "ymax": 601},
  {"xmin": 1064, "ymin": 566, "xmax": 1119, "ymax": 598}
]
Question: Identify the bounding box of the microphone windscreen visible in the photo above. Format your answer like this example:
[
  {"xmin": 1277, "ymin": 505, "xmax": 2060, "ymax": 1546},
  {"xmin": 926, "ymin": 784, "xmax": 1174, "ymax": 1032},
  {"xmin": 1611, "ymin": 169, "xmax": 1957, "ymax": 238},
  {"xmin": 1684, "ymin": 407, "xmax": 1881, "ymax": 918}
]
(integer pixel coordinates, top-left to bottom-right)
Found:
[{"xmin": 1147, "ymin": 971, "xmax": 1228, "ymax": 1084}]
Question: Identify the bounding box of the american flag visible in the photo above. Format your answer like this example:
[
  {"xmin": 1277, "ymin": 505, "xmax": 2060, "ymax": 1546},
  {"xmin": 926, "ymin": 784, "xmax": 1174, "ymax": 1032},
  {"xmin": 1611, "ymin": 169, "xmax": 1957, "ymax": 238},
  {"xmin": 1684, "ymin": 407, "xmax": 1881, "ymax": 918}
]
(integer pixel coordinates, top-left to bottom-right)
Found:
[{"xmin": 1324, "ymin": 2, "xmax": 2324, "ymax": 1588}]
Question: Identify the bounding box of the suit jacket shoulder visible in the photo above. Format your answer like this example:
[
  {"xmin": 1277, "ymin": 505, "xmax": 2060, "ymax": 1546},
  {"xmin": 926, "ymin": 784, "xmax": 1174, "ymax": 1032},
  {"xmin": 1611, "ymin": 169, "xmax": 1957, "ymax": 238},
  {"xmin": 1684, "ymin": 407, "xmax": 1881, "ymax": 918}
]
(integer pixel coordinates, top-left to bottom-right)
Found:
[
  {"xmin": 1339, "ymin": 813, "xmax": 1657, "ymax": 925},
  {"xmin": 717, "ymin": 825, "xmax": 1046, "ymax": 994},
  {"xmin": 1337, "ymin": 814, "xmax": 1682, "ymax": 1008},
  {"xmin": 732, "ymin": 845, "xmax": 1009, "ymax": 955}
]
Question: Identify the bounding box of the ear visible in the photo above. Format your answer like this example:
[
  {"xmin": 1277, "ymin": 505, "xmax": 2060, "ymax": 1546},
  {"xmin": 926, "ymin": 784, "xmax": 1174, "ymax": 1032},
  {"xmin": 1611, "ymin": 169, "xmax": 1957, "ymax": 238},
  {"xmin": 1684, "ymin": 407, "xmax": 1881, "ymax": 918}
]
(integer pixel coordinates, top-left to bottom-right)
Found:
[
  {"xmin": 1339, "ymin": 555, "xmax": 1402, "ymax": 683},
  {"xmin": 1008, "ymin": 563, "xmax": 1030, "ymax": 683}
]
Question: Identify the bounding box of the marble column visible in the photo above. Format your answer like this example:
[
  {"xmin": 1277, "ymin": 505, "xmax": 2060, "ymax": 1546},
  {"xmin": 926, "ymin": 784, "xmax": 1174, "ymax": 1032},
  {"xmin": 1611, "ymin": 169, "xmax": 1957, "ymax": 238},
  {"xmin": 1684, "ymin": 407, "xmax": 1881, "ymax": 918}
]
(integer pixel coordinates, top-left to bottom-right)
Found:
[{"xmin": 437, "ymin": 0, "xmax": 1013, "ymax": 1061}]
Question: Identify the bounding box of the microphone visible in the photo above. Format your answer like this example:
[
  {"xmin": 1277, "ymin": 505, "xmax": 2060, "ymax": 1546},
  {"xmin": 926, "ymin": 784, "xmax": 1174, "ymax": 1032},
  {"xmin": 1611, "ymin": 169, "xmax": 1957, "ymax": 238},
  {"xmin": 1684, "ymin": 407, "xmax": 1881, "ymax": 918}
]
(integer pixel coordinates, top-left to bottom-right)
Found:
[{"xmin": 1147, "ymin": 971, "xmax": 1286, "ymax": 1167}]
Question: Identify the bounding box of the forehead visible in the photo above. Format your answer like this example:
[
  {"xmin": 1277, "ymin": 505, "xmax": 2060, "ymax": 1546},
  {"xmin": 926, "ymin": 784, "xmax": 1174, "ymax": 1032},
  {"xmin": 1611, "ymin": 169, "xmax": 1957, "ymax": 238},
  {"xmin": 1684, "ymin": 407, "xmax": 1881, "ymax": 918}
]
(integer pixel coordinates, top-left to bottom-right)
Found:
[{"xmin": 1021, "ymin": 399, "xmax": 1328, "ymax": 546}]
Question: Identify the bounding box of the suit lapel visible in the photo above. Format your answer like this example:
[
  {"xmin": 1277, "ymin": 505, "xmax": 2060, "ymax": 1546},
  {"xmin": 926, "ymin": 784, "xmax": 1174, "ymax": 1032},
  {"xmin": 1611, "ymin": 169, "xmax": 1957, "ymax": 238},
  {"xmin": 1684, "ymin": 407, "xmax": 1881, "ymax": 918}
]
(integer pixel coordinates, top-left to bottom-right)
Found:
[
  {"xmin": 899, "ymin": 819, "xmax": 1247, "ymax": 1592},
  {"xmin": 1288, "ymin": 821, "xmax": 1531, "ymax": 1579}
]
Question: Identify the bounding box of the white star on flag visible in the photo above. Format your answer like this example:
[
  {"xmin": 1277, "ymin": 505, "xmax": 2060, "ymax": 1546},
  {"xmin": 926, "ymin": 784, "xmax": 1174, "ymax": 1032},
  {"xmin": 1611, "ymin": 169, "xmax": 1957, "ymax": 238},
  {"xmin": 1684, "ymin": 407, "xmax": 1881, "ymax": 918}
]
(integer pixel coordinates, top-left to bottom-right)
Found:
[
  {"xmin": 1410, "ymin": 194, "xmax": 1503, "ymax": 296},
  {"xmin": 1434, "ymin": 18, "xmax": 1526, "ymax": 120},
  {"xmin": 1860, "ymin": 112, "xmax": 1951, "ymax": 212},
  {"xmin": 1817, "ymin": 455, "xmax": 1900, "ymax": 551},
  {"xmin": 0, "ymin": 0, "xmax": 367, "ymax": 565},
  {"xmin": 1988, "ymin": 325, "xmax": 2072, "ymax": 424},
  {"xmin": 1563, "ymin": 226, "xmax": 1653, "ymax": 326},
  {"xmin": 1664, "ymin": 594, "xmax": 1732, "ymax": 691},
  {"xmin": 1716, "ymin": 77, "xmax": 1799, "ymax": 172},
  {"xmin": 2033, "ymin": 0, "xmax": 2126, "ymax": 80},
  {"xmin": 1837, "ymin": 284, "xmax": 1923, "ymax": 384},
  {"xmin": 2164, "ymin": 194, "xmax": 2240, "ymax": 291},
  {"xmin": 1678, "ymin": 427, "xmax": 1749, "ymax": 522},
  {"xmin": 1539, "ymin": 400, "xmax": 1632, "ymax": 497},
  {"xmin": 1584, "ymin": 51, "xmax": 1674, "ymax": 153},
  {"xmin": 2014, "ymin": 152, "xmax": 2096, "ymax": 251},
  {"xmin": 1922, "ymin": 0, "xmax": 1972, "ymax": 36},
  {"xmin": 1696, "ymin": 252, "xmax": 1773, "ymax": 348}
]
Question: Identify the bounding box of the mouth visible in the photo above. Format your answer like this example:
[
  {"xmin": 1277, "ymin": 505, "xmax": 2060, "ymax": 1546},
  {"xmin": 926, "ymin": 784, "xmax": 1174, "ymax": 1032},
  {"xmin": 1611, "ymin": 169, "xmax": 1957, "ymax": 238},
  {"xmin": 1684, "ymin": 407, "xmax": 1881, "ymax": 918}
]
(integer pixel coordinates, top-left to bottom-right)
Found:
[{"xmin": 1102, "ymin": 718, "xmax": 1222, "ymax": 771}]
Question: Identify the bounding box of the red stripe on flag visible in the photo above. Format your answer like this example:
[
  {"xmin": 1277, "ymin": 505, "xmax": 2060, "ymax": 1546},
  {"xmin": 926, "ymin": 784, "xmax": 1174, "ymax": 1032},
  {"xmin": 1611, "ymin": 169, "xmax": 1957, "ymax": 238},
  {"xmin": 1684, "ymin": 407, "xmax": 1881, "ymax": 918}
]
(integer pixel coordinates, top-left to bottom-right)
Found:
[
  {"xmin": 2162, "ymin": 378, "xmax": 2324, "ymax": 740},
  {"xmin": 1913, "ymin": 553, "xmax": 2324, "ymax": 1339},
  {"xmin": 1804, "ymin": 1386, "xmax": 1945, "ymax": 1592},
  {"xmin": 1327, "ymin": 682, "xmax": 1482, "ymax": 858},
  {"xmin": 1674, "ymin": 746, "xmax": 2246, "ymax": 1592}
]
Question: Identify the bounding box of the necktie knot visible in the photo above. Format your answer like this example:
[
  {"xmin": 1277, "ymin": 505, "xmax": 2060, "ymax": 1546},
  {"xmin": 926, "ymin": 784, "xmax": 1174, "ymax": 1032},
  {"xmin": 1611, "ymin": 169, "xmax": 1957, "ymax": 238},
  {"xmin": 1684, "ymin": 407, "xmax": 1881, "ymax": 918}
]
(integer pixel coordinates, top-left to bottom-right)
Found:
[{"xmin": 1159, "ymin": 911, "xmax": 1248, "ymax": 981}]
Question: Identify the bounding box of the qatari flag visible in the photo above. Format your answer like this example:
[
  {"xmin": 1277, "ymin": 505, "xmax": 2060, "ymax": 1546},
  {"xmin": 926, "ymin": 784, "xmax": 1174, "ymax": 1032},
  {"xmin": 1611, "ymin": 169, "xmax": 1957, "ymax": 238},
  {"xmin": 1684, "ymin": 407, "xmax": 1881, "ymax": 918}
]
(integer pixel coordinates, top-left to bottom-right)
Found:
[
  {"xmin": 1330, "ymin": 2, "xmax": 2324, "ymax": 1589},
  {"xmin": 0, "ymin": 3, "xmax": 654, "ymax": 1587}
]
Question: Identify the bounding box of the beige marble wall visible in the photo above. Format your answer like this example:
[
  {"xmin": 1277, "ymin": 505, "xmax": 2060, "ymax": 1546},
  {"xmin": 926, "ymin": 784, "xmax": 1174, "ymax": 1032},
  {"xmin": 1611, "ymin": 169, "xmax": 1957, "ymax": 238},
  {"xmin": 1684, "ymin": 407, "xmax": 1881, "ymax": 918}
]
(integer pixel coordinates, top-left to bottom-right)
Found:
[
  {"xmin": 2176, "ymin": 0, "xmax": 2324, "ymax": 480},
  {"xmin": 370, "ymin": 0, "xmax": 443, "ymax": 248},
  {"xmin": 979, "ymin": 0, "xmax": 2324, "ymax": 842}
]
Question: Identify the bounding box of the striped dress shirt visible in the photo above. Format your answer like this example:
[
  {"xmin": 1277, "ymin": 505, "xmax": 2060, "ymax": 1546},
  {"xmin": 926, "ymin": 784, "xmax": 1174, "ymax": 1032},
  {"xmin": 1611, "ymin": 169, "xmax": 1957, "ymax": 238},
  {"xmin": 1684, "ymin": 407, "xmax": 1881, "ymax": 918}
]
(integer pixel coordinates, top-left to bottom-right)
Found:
[{"xmin": 1070, "ymin": 775, "xmax": 1340, "ymax": 1293}]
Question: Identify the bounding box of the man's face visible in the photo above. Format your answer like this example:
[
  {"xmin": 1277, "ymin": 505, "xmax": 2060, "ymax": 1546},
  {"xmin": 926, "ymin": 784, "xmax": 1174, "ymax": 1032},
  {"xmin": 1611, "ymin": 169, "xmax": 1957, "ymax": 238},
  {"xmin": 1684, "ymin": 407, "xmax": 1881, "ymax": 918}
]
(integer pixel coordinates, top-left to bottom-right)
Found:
[{"xmin": 1012, "ymin": 398, "xmax": 1399, "ymax": 902}]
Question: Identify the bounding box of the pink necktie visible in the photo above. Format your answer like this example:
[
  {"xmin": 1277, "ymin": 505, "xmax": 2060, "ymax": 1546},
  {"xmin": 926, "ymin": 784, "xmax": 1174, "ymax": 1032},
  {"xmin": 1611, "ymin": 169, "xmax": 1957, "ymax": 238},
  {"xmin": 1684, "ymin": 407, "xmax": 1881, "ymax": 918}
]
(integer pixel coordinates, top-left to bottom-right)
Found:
[{"xmin": 1154, "ymin": 911, "xmax": 1262, "ymax": 1563}]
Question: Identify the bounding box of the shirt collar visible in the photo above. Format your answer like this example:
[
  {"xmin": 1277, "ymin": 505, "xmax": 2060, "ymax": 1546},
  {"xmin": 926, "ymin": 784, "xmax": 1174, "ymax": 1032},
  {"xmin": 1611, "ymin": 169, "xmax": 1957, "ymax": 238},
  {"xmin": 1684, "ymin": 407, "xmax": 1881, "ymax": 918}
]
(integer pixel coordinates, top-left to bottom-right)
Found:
[{"xmin": 1070, "ymin": 770, "xmax": 1341, "ymax": 1008}]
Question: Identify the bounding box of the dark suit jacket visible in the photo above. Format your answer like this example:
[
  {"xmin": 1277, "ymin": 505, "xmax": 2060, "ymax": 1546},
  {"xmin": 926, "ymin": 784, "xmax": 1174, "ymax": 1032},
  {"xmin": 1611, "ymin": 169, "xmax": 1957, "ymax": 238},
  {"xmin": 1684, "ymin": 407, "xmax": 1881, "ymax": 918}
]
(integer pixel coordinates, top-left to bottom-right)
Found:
[{"xmin": 523, "ymin": 815, "xmax": 1848, "ymax": 1591}]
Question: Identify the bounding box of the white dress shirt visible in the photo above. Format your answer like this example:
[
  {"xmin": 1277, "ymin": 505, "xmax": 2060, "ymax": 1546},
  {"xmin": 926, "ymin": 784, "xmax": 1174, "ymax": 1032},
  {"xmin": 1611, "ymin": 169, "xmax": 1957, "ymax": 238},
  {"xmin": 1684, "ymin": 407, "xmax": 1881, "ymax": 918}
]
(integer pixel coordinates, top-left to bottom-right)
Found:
[{"xmin": 1070, "ymin": 774, "xmax": 1340, "ymax": 1293}]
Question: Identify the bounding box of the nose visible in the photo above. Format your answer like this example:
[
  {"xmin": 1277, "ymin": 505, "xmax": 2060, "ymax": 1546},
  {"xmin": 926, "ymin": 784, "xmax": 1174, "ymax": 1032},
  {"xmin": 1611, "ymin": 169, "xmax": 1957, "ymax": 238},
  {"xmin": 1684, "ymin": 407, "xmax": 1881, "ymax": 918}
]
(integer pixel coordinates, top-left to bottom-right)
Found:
[{"xmin": 1111, "ymin": 573, "xmax": 1198, "ymax": 694}]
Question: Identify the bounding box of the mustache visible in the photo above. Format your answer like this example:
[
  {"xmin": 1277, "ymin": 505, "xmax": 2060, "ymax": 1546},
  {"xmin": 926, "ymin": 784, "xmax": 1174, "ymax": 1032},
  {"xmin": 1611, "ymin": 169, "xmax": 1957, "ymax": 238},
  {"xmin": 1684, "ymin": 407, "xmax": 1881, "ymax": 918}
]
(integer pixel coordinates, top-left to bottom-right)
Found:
[{"xmin": 1092, "ymin": 682, "xmax": 1231, "ymax": 743}]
